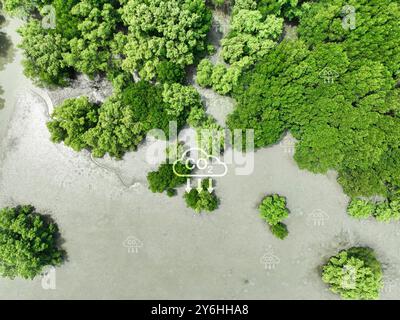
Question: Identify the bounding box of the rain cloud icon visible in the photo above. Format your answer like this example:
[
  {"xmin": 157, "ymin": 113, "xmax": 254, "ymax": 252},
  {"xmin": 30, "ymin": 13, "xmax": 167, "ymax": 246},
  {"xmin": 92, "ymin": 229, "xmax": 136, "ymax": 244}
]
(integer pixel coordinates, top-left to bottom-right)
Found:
[{"xmin": 173, "ymin": 148, "xmax": 228, "ymax": 178}]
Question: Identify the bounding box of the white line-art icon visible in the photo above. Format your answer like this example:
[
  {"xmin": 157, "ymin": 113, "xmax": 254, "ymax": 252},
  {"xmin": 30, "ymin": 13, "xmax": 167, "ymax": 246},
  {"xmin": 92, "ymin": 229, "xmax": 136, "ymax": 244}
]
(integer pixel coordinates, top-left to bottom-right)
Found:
[
  {"xmin": 41, "ymin": 266, "xmax": 56, "ymax": 290},
  {"xmin": 307, "ymin": 209, "xmax": 329, "ymax": 226},
  {"xmin": 280, "ymin": 135, "xmax": 296, "ymax": 154},
  {"xmin": 173, "ymin": 148, "xmax": 228, "ymax": 178},
  {"xmin": 123, "ymin": 236, "xmax": 143, "ymax": 253},
  {"xmin": 260, "ymin": 246, "xmax": 280, "ymax": 270},
  {"xmin": 319, "ymin": 67, "xmax": 339, "ymax": 84},
  {"xmin": 342, "ymin": 5, "xmax": 356, "ymax": 31},
  {"xmin": 41, "ymin": 5, "xmax": 56, "ymax": 30},
  {"xmin": 341, "ymin": 265, "xmax": 357, "ymax": 289},
  {"xmin": 186, "ymin": 177, "xmax": 215, "ymax": 194}
]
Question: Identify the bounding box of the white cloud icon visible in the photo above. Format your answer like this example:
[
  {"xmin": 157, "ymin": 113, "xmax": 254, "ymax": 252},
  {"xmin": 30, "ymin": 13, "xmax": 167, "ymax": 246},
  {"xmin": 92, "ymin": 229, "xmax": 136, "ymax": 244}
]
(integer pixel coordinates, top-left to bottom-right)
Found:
[{"xmin": 173, "ymin": 148, "xmax": 228, "ymax": 178}]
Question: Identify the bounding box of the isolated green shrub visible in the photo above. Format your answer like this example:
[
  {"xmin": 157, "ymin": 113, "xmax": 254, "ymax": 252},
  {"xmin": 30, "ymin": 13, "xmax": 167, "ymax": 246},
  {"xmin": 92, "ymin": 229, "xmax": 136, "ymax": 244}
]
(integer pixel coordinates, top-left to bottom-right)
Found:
[
  {"xmin": 269, "ymin": 222, "xmax": 288, "ymax": 240},
  {"xmin": 184, "ymin": 180, "xmax": 219, "ymax": 213},
  {"xmin": 259, "ymin": 194, "xmax": 290, "ymax": 239},
  {"xmin": 0, "ymin": 205, "xmax": 64, "ymax": 279},
  {"xmin": 322, "ymin": 247, "xmax": 383, "ymax": 300},
  {"xmin": 259, "ymin": 194, "xmax": 289, "ymax": 226}
]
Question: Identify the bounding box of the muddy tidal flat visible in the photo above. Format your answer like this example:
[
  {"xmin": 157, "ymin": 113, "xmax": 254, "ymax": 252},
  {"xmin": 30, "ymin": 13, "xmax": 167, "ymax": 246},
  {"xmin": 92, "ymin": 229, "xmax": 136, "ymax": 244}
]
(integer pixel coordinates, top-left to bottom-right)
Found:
[{"xmin": 0, "ymin": 16, "xmax": 400, "ymax": 300}]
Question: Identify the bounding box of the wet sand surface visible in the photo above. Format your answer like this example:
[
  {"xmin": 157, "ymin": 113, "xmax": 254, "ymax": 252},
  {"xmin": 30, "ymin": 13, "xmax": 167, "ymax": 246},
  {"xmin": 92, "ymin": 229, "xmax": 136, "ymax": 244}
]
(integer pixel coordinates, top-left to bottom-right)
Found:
[{"xmin": 0, "ymin": 15, "xmax": 399, "ymax": 300}]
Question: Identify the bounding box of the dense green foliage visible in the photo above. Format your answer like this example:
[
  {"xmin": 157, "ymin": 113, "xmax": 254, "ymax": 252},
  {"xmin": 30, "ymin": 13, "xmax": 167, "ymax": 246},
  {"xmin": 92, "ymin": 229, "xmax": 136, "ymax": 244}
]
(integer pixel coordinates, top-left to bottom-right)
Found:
[
  {"xmin": 18, "ymin": 20, "xmax": 71, "ymax": 86},
  {"xmin": 9, "ymin": 0, "xmax": 212, "ymax": 85},
  {"xmin": 184, "ymin": 179, "xmax": 219, "ymax": 213},
  {"xmin": 259, "ymin": 194, "xmax": 289, "ymax": 225},
  {"xmin": 1, "ymin": 0, "xmax": 49, "ymax": 15},
  {"xmin": 147, "ymin": 162, "xmax": 191, "ymax": 197},
  {"xmin": 188, "ymin": 106, "xmax": 224, "ymax": 154},
  {"xmin": 322, "ymin": 247, "xmax": 383, "ymax": 300},
  {"xmin": 228, "ymin": 0, "xmax": 400, "ymax": 198},
  {"xmin": 162, "ymin": 83, "xmax": 202, "ymax": 118},
  {"xmin": 156, "ymin": 61, "xmax": 185, "ymax": 84},
  {"xmin": 15, "ymin": 0, "xmax": 121, "ymax": 85},
  {"xmin": 196, "ymin": 0, "xmax": 283, "ymax": 94},
  {"xmin": 0, "ymin": 205, "xmax": 64, "ymax": 279},
  {"xmin": 259, "ymin": 194, "xmax": 289, "ymax": 239},
  {"xmin": 257, "ymin": 0, "xmax": 306, "ymax": 20},
  {"xmin": 62, "ymin": 0, "xmax": 121, "ymax": 77},
  {"xmin": 347, "ymin": 198, "xmax": 400, "ymax": 223},
  {"xmin": 269, "ymin": 222, "xmax": 288, "ymax": 240},
  {"xmin": 47, "ymin": 97, "xmax": 99, "ymax": 151},
  {"xmin": 48, "ymin": 81, "xmax": 192, "ymax": 158},
  {"xmin": 347, "ymin": 199, "xmax": 375, "ymax": 220},
  {"xmin": 120, "ymin": 0, "xmax": 212, "ymax": 81}
]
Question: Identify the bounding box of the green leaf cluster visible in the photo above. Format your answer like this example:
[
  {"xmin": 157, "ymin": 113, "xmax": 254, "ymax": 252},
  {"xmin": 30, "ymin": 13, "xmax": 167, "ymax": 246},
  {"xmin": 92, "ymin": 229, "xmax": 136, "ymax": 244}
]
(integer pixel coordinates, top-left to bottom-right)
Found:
[
  {"xmin": 258, "ymin": 194, "xmax": 289, "ymax": 239},
  {"xmin": 188, "ymin": 106, "xmax": 225, "ymax": 155},
  {"xmin": 120, "ymin": 0, "xmax": 212, "ymax": 81},
  {"xmin": 184, "ymin": 179, "xmax": 219, "ymax": 213},
  {"xmin": 347, "ymin": 198, "xmax": 400, "ymax": 223},
  {"xmin": 14, "ymin": 0, "xmax": 212, "ymax": 85},
  {"xmin": 322, "ymin": 247, "xmax": 383, "ymax": 300},
  {"xmin": 0, "ymin": 205, "xmax": 64, "ymax": 279},
  {"xmin": 48, "ymin": 81, "xmax": 193, "ymax": 158},
  {"xmin": 147, "ymin": 162, "xmax": 192, "ymax": 197},
  {"xmin": 196, "ymin": 0, "xmax": 283, "ymax": 95}
]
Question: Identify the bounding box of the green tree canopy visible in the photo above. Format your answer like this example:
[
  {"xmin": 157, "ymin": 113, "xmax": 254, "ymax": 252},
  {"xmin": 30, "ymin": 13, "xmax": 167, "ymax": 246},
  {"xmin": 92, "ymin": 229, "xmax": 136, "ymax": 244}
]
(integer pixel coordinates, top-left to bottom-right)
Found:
[
  {"xmin": 259, "ymin": 194, "xmax": 289, "ymax": 226},
  {"xmin": 322, "ymin": 247, "xmax": 383, "ymax": 300},
  {"xmin": 62, "ymin": 0, "xmax": 121, "ymax": 77},
  {"xmin": 48, "ymin": 81, "xmax": 194, "ymax": 158},
  {"xmin": 18, "ymin": 20, "xmax": 71, "ymax": 86},
  {"xmin": 147, "ymin": 162, "xmax": 191, "ymax": 197},
  {"xmin": 47, "ymin": 96, "xmax": 99, "ymax": 151},
  {"xmin": 184, "ymin": 179, "xmax": 219, "ymax": 213},
  {"xmin": 196, "ymin": 0, "xmax": 284, "ymax": 95},
  {"xmin": 0, "ymin": 205, "xmax": 64, "ymax": 279},
  {"xmin": 120, "ymin": 0, "xmax": 212, "ymax": 80},
  {"xmin": 228, "ymin": 0, "xmax": 400, "ymax": 198},
  {"xmin": 258, "ymin": 194, "xmax": 290, "ymax": 239}
]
